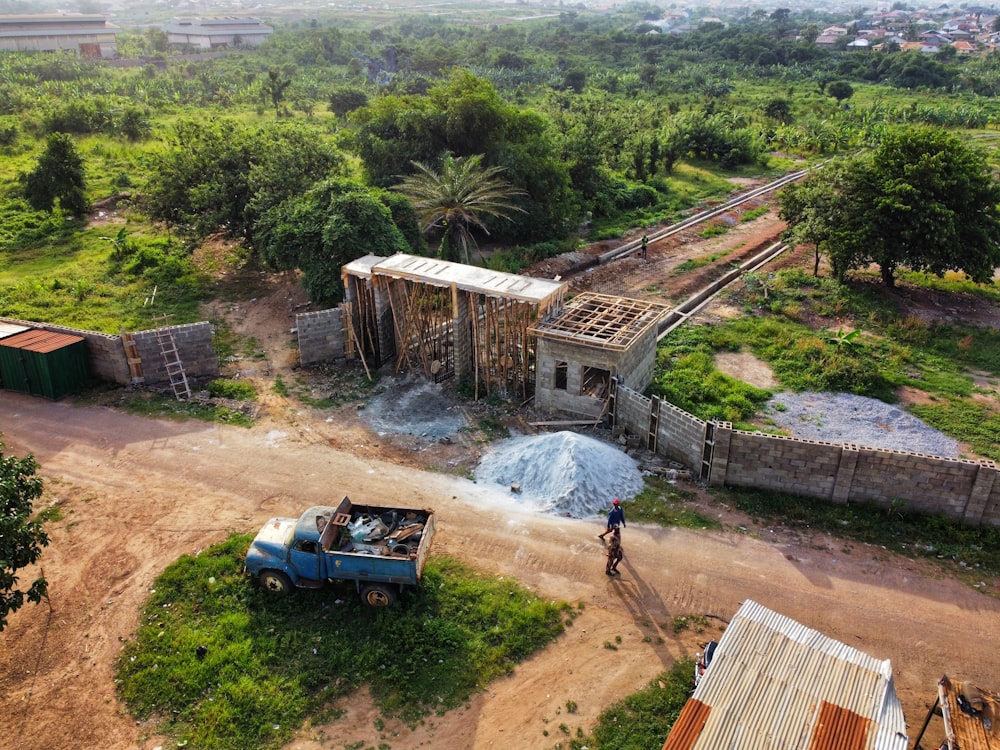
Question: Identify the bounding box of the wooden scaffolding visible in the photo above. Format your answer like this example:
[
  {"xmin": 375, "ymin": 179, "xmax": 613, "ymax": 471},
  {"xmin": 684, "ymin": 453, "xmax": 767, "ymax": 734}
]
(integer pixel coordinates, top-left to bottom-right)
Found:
[{"xmin": 343, "ymin": 254, "xmax": 565, "ymax": 400}]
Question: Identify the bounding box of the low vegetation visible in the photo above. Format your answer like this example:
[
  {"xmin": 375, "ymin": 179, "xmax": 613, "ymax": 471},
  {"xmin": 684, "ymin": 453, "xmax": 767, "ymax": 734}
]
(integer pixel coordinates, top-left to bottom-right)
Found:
[
  {"xmin": 564, "ymin": 658, "xmax": 694, "ymax": 750},
  {"xmin": 116, "ymin": 537, "xmax": 573, "ymax": 750},
  {"xmin": 654, "ymin": 266, "xmax": 1000, "ymax": 460},
  {"xmin": 628, "ymin": 477, "xmax": 721, "ymax": 531},
  {"xmin": 718, "ymin": 486, "xmax": 1000, "ymax": 586}
]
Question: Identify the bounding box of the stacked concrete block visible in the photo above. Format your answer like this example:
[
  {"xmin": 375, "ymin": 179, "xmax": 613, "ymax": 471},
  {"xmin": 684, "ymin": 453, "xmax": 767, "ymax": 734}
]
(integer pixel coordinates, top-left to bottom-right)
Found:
[
  {"xmin": 722, "ymin": 431, "xmax": 842, "ymax": 499},
  {"xmin": 849, "ymin": 448, "xmax": 980, "ymax": 517},
  {"xmin": 656, "ymin": 400, "xmax": 707, "ymax": 469},
  {"xmin": 133, "ymin": 321, "xmax": 218, "ymax": 385},
  {"xmin": 296, "ymin": 307, "xmax": 346, "ymax": 366}
]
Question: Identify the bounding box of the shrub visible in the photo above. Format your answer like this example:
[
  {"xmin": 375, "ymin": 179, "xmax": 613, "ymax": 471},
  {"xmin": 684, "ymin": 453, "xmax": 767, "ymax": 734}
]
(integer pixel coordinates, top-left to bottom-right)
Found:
[{"xmin": 208, "ymin": 378, "xmax": 256, "ymax": 400}]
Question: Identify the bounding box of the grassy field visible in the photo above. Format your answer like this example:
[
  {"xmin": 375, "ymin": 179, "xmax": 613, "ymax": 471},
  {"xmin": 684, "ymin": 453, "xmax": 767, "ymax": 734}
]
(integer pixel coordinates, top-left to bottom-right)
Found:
[{"xmin": 116, "ymin": 536, "xmax": 575, "ymax": 750}]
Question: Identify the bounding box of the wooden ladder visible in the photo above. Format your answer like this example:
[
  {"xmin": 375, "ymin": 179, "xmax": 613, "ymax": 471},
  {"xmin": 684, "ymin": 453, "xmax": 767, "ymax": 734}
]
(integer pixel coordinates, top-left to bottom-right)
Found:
[{"xmin": 154, "ymin": 318, "xmax": 191, "ymax": 401}]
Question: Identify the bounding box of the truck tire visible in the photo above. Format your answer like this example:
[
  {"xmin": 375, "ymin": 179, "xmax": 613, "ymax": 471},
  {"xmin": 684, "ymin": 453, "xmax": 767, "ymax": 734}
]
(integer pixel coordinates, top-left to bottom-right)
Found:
[
  {"xmin": 259, "ymin": 570, "xmax": 293, "ymax": 595},
  {"xmin": 361, "ymin": 583, "xmax": 396, "ymax": 608}
]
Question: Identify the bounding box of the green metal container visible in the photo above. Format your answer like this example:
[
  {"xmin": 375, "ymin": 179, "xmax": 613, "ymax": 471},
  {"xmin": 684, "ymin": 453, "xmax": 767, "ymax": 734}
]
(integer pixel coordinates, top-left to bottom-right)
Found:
[{"xmin": 0, "ymin": 329, "xmax": 89, "ymax": 400}]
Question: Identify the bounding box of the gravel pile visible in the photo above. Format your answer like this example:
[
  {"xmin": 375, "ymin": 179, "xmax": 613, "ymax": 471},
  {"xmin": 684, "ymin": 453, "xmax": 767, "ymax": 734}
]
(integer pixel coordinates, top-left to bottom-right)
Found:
[
  {"xmin": 763, "ymin": 391, "xmax": 960, "ymax": 457},
  {"xmin": 475, "ymin": 431, "xmax": 643, "ymax": 516},
  {"xmin": 360, "ymin": 376, "xmax": 467, "ymax": 439}
]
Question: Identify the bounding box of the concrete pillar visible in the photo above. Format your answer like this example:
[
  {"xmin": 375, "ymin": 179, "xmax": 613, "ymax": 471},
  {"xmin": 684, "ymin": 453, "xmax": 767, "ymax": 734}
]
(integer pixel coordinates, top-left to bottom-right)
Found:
[
  {"xmin": 831, "ymin": 444, "xmax": 860, "ymax": 504},
  {"xmin": 707, "ymin": 421, "xmax": 733, "ymax": 487},
  {"xmin": 963, "ymin": 461, "xmax": 997, "ymax": 526},
  {"xmin": 453, "ymin": 287, "xmax": 472, "ymax": 381}
]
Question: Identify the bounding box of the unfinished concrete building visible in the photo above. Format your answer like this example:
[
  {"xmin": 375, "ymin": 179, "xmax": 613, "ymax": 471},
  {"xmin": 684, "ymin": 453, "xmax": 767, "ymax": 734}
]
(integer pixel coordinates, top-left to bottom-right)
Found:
[
  {"xmin": 342, "ymin": 254, "xmax": 565, "ymax": 399},
  {"xmin": 530, "ymin": 292, "xmax": 671, "ymax": 418}
]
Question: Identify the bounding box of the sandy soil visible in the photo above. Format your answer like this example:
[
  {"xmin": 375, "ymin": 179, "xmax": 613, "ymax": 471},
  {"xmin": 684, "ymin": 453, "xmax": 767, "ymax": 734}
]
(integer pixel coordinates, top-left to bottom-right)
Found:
[{"xmin": 2, "ymin": 201, "xmax": 1000, "ymax": 750}]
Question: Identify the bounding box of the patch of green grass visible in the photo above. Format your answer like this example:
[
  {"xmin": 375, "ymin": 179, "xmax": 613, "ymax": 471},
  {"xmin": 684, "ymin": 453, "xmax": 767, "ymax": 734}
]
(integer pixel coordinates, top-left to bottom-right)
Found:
[
  {"xmin": 36, "ymin": 502, "xmax": 65, "ymax": 523},
  {"xmin": 908, "ymin": 400, "xmax": 1000, "ymax": 462},
  {"xmin": 697, "ymin": 223, "xmax": 730, "ymax": 239},
  {"xmin": 272, "ymin": 373, "xmax": 289, "ymax": 397},
  {"xmin": 717, "ymin": 486, "xmax": 1000, "ymax": 582},
  {"xmin": 208, "ymin": 378, "xmax": 256, "ymax": 401},
  {"xmin": 80, "ymin": 387, "xmax": 255, "ymax": 427},
  {"xmin": 116, "ymin": 538, "xmax": 573, "ymax": 750},
  {"xmin": 572, "ymin": 658, "xmax": 693, "ymax": 750},
  {"xmin": 477, "ymin": 416, "xmax": 510, "ymax": 441},
  {"xmin": 740, "ymin": 205, "xmax": 770, "ymax": 222},
  {"xmin": 627, "ymin": 477, "xmax": 721, "ymax": 530},
  {"xmin": 289, "ymin": 365, "xmax": 379, "ymax": 409},
  {"xmin": 652, "ymin": 328, "xmax": 772, "ymax": 425},
  {"xmin": 672, "ymin": 249, "xmax": 732, "ymax": 275}
]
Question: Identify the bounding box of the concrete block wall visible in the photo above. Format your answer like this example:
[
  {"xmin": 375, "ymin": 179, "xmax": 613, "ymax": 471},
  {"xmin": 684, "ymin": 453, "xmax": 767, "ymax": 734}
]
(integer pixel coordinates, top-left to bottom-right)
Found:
[
  {"xmin": 296, "ymin": 307, "xmax": 346, "ymax": 366},
  {"xmin": 655, "ymin": 398, "xmax": 708, "ymax": 469},
  {"xmin": 0, "ymin": 317, "xmax": 217, "ymax": 386},
  {"xmin": 610, "ymin": 380, "xmax": 1000, "ymax": 527},
  {"xmin": 132, "ymin": 322, "xmax": 218, "ymax": 385},
  {"xmin": 848, "ymin": 449, "xmax": 982, "ymax": 517},
  {"xmin": 720, "ymin": 430, "xmax": 843, "ymax": 499}
]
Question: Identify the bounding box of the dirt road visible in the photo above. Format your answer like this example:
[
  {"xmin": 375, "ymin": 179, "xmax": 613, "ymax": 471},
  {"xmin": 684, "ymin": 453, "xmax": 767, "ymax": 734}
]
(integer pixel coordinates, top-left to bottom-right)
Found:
[{"xmin": 2, "ymin": 391, "xmax": 999, "ymax": 750}]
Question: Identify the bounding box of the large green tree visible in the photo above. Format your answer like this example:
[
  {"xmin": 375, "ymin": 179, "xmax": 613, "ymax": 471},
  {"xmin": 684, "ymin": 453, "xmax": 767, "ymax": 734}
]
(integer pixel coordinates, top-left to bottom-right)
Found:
[
  {"xmin": 142, "ymin": 119, "xmax": 344, "ymax": 246},
  {"xmin": 255, "ymin": 179, "xmax": 414, "ymax": 305},
  {"xmin": 393, "ymin": 153, "xmax": 525, "ymax": 264},
  {"xmin": 780, "ymin": 126, "xmax": 1000, "ymax": 286},
  {"xmin": 0, "ymin": 443, "xmax": 48, "ymax": 633},
  {"xmin": 22, "ymin": 132, "xmax": 88, "ymax": 216}
]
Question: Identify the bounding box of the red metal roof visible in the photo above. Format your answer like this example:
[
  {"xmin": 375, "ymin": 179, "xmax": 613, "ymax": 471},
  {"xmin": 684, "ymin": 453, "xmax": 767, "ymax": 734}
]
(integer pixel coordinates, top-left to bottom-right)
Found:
[{"xmin": 0, "ymin": 329, "xmax": 84, "ymax": 353}]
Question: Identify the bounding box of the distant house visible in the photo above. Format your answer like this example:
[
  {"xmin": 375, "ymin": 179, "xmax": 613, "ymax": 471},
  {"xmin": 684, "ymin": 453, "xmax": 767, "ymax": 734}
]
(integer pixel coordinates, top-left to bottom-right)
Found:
[
  {"xmin": 162, "ymin": 17, "xmax": 273, "ymax": 49},
  {"xmin": 661, "ymin": 600, "xmax": 908, "ymax": 750},
  {"xmin": 0, "ymin": 14, "xmax": 120, "ymax": 58},
  {"xmin": 815, "ymin": 34, "xmax": 842, "ymax": 48},
  {"xmin": 847, "ymin": 37, "xmax": 870, "ymax": 49},
  {"xmin": 953, "ymin": 40, "xmax": 977, "ymax": 54}
]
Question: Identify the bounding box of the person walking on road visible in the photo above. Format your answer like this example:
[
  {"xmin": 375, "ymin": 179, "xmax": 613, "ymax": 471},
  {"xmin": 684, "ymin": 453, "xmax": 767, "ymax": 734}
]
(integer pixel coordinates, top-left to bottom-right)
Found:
[
  {"xmin": 598, "ymin": 498, "xmax": 626, "ymax": 540},
  {"xmin": 606, "ymin": 527, "xmax": 623, "ymax": 576}
]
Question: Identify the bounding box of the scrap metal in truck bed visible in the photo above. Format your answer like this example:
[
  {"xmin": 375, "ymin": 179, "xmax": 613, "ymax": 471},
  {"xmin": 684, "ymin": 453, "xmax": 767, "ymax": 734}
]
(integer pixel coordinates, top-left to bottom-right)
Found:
[{"xmin": 245, "ymin": 495, "xmax": 435, "ymax": 607}]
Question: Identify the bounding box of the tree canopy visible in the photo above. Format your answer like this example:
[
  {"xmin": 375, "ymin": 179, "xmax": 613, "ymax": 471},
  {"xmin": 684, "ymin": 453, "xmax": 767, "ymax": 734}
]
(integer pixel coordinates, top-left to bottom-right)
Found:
[
  {"xmin": 393, "ymin": 153, "xmax": 526, "ymax": 264},
  {"xmin": 22, "ymin": 132, "xmax": 88, "ymax": 216},
  {"xmin": 0, "ymin": 442, "xmax": 48, "ymax": 632},
  {"xmin": 142, "ymin": 119, "xmax": 345, "ymax": 245},
  {"xmin": 255, "ymin": 179, "xmax": 417, "ymax": 305},
  {"xmin": 780, "ymin": 126, "xmax": 1000, "ymax": 286}
]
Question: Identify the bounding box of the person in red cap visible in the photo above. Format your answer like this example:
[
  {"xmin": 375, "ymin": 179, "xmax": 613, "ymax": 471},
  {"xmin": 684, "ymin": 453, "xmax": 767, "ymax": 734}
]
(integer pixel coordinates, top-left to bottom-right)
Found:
[{"xmin": 598, "ymin": 498, "xmax": 626, "ymax": 540}]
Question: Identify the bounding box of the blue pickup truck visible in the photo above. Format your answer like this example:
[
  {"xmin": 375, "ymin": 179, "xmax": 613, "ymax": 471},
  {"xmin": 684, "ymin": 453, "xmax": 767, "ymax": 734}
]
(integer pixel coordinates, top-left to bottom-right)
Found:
[{"xmin": 245, "ymin": 496, "xmax": 435, "ymax": 607}]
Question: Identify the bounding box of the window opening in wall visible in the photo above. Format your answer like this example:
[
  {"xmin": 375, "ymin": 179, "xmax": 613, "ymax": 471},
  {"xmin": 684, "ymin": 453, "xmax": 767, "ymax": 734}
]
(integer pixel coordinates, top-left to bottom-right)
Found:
[
  {"xmin": 554, "ymin": 361, "xmax": 568, "ymax": 390},
  {"xmin": 582, "ymin": 366, "xmax": 611, "ymax": 398}
]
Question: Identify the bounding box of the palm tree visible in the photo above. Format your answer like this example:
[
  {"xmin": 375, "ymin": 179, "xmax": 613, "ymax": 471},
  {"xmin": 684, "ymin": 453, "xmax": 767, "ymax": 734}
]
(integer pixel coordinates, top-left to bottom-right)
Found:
[{"xmin": 394, "ymin": 153, "xmax": 526, "ymax": 264}]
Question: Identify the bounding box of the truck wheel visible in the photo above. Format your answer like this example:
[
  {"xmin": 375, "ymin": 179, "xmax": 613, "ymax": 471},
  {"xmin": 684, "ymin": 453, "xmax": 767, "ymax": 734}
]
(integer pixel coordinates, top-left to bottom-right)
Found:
[
  {"xmin": 260, "ymin": 570, "xmax": 293, "ymax": 595},
  {"xmin": 361, "ymin": 584, "xmax": 396, "ymax": 608}
]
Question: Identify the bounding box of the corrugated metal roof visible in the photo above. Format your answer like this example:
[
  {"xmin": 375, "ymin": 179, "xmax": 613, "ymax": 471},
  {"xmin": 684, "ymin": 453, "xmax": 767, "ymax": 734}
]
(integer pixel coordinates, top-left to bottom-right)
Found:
[
  {"xmin": 368, "ymin": 253, "xmax": 565, "ymax": 304},
  {"xmin": 0, "ymin": 329, "xmax": 84, "ymax": 353},
  {"xmin": 662, "ymin": 600, "xmax": 908, "ymax": 750},
  {"xmin": 0, "ymin": 322, "xmax": 30, "ymax": 340}
]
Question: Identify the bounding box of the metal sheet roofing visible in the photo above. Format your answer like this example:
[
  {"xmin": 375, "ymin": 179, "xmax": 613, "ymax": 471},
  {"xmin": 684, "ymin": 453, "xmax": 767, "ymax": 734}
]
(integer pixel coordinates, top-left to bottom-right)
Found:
[
  {"xmin": 363, "ymin": 253, "xmax": 565, "ymax": 304},
  {"xmin": 662, "ymin": 600, "xmax": 908, "ymax": 750},
  {"xmin": 0, "ymin": 322, "xmax": 30, "ymax": 340},
  {"xmin": 0, "ymin": 329, "xmax": 84, "ymax": 353}
]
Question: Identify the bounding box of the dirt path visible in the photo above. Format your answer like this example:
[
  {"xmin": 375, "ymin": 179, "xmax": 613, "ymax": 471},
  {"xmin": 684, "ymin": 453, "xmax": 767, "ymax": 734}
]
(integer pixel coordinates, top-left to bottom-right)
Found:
[{"xmin": 1, "ymin": 393, "xmax": 999, "ymax": 750}]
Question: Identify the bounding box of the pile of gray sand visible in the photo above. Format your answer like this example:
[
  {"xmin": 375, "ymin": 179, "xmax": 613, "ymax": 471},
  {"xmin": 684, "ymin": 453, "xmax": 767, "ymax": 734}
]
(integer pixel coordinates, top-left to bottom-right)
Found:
[
  {"xmin": 360, "ymin": 376, "xmax": 467, "ymax": 439},
  {"xmin": 475, "ymin": 431, "xmax": 643, "ymax": 516}
]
